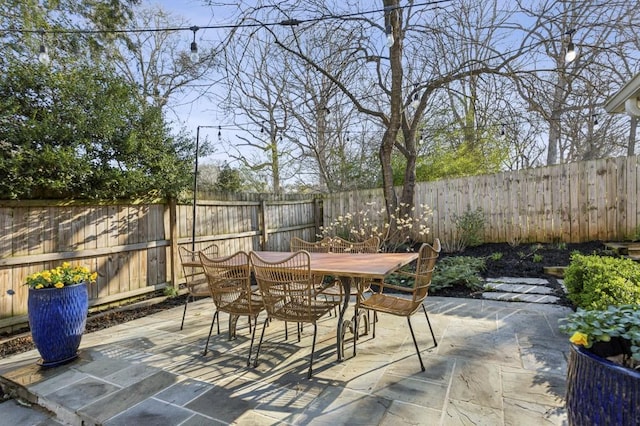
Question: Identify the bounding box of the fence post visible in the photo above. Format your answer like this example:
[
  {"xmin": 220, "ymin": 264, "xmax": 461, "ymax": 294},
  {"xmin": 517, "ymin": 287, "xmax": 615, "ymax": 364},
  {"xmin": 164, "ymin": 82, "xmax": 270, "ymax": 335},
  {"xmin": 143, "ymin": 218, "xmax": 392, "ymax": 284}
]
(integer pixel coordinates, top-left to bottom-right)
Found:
[
  {"xmin": 169, "ymin": 198, "xmax": 178, "ymax": 289},
  {"xmin": 260, "ymin": 199, "xmax": 267, "ymax": 250},
  {"xmin": 314, "ymin": 196, "xmax": 323, "ymax": 238}
]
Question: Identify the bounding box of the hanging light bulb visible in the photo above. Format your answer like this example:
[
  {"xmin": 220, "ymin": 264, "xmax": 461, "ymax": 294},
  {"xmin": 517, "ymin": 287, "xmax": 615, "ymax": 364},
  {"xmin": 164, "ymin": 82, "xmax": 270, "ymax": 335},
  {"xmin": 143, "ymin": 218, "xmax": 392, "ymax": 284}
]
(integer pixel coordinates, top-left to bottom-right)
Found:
[
  {"xmin": 189, "ymin": 26, "xmax": 199, "ymax": 63},
  {"xmin": 418, "ymin": 132, "xmax": 424, "ymax": 144},
  {"xmin": 593, "ymin": 114, "xmax": 600, "ymax": 129},
  {"xmin": 565, "ymin": 29, "xmax": 577, "ymax": 63},
  {"xmin": 565, "ymin": 42, "xmax": 577, "ymax": 63},
  {"xmin": 217, "ymin": 125, "xmax": 221, "ymax": 141},
  {"xmin": 411, "ymin": 84, "xmax": 420, "ymax": 109},
  {"xmin": 37, "ymin": 30, "xmax": 50, "ymax": 65},
  {"xmin": 325, "ymin": 107, "xmax": 331, "ymax": 119},
  {"xmin": 385, "ymin": 24, "xmax": 394, "ymax": 48},
  {"xmin": 261, "ymin": 121, "xmax": 265, "ymax": 134},
  {"xmin": 500, "ymin": 124, "xmax": 506, "ymax": 137}
]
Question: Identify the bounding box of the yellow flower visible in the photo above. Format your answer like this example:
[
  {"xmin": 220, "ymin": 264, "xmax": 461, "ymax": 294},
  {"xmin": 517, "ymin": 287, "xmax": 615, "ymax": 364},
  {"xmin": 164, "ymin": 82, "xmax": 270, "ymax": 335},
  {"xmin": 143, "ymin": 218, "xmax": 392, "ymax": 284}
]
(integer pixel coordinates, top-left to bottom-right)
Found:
[
  {"xmin": 62, "ymin": 262, "xmax": 71, "ymax": 269},
  {"xmin": 35, "ymin": 284, "xmax": 44, "ymax": 289},
  {"xmin": 570, "ymin": 331, "xmax": 589, "ymax": 347},
  {"xmin": 54, "ymin": 282, "xmax": 64, "ymax": 289}
]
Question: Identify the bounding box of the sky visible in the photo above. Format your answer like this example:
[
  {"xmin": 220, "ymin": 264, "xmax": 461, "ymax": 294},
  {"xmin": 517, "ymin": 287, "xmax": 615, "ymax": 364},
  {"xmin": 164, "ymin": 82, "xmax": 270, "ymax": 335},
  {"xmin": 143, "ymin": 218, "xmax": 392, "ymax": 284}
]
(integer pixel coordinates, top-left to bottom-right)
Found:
[{"xmin": 149, "ymin": 0, "xmax": 242, "ymax": 164}]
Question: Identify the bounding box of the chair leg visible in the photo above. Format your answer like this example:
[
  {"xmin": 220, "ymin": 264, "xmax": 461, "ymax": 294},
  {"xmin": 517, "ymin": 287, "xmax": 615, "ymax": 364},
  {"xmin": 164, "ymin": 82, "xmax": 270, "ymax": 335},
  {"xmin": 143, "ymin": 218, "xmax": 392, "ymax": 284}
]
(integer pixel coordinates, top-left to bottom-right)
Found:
[
  {"xmin": 180, "ymin": 295, "xmax": 191, "ymax": 330},
  {"xmin": 307, "ymin": 323, "xmax": 318, "ymax": 379},
  {"xmin": 203, "ymin": 310, "xmax": 218, "ymax": 356},
  {"xmin": 253, "ymin": 317, "xmax": 269, "ymax": 368},
  {"xmin": 372, "ymin": 310, "xmax": 377, "ymax": 339},
  {"xmin": 421, "ymin": 304, "xmax": 438, "ymax": 347},
  {"xmin": 247, "ymin": 315, "xmax": 258, "ymax": 367},
  {"xmin": 407, "ymin": 317, "xmax": 425, "ymax": 372}
]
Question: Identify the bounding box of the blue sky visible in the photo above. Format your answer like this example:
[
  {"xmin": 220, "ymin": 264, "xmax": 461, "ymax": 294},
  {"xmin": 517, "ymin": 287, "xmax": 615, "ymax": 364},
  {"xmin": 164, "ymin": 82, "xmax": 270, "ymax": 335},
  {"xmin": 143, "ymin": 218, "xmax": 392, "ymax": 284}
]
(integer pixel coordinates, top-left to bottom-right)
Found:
[{"xmin": 149, "ymin": 0, "xmax": 241, "ymax": 163}]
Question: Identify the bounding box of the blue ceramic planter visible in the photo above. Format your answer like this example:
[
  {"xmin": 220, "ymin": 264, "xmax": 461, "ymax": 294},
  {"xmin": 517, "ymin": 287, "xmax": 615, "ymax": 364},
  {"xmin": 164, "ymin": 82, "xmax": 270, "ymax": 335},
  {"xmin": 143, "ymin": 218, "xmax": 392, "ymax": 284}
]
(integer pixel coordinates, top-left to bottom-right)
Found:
[
  {"xmin": 566, "ymin": 344, "xmax": 640, "ymax": 426},
  {"xmin": 27, "ymin": 282, "xmax": 89, "ymax": 367}
]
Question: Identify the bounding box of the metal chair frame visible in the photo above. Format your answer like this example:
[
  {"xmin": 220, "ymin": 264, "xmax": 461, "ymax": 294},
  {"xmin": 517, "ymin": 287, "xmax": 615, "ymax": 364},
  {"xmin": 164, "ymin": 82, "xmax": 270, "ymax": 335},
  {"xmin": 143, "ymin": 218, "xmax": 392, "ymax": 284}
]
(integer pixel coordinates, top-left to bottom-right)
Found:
[
  {"xmin": 199, "ymin": 250, "xmax": 264, "ymax": 364},
  {"xmin": 360, "ymin": 239, "xmax": 441, "ymax": 371},
  {"xmin": 178, "ymin": 243, "xmax": 219, "ymax": 331},
  {"xmin": 250, "ymin": 250, "xmax": 340, "ymax": 379}
]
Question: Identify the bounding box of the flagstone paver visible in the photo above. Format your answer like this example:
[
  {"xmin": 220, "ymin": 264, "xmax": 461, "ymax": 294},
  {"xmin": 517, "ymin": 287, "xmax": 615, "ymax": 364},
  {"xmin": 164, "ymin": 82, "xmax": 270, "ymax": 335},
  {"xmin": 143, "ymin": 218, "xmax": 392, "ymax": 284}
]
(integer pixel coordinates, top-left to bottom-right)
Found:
[{"xmin": 0, "ymin": 295, "xmax": 571, "ymax": 425}]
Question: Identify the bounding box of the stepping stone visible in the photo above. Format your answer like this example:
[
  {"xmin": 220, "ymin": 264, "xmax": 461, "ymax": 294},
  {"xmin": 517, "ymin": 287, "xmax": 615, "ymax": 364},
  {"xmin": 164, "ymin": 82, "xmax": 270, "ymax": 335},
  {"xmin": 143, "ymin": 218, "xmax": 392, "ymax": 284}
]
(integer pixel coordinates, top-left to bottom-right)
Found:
[
  {"xmin": 483, "ymin": 283, "xmax": 554, "ymax": 295},
  {"xmin": 487, "ymin": 277, "xmax": 549, "ymax": 285},
  {"xmin": 481, "ymin": 292, "xmax": 560, "ymax": 304}
]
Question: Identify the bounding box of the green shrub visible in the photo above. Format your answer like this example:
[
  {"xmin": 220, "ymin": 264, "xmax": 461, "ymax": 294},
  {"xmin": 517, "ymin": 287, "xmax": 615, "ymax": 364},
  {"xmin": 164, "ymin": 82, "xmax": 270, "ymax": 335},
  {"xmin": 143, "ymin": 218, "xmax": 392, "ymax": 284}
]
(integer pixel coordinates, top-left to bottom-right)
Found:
[
  {"xmin": 564, "ymin": 253, "xmax": 640, "ymax": 310},
  {"xmin": 430, "ymin": 256, "xmax": 486, "ymax": 292}
]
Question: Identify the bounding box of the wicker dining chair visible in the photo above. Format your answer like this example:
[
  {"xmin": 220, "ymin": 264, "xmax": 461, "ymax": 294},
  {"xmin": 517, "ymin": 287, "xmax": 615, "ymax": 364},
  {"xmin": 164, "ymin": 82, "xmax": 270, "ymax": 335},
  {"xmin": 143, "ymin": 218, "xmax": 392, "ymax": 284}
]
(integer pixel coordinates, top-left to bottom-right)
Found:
[
  {"xmin": 321, "ymin": 236, "xmax": 381, "ymax": 321},
  {"xmin": 178, "ymin": 243, "xmax": 219, "ymax": 331},
  {"xmin": 359, "ymin": 238, "xmax": 441, "ymax": 371},
  {"xmin": 199, "ymin": 250, "xmax": 264, "ymax": 363},
  {"xmin": 250, "ymin": 250, "xmax": 341, "ymax": 379},
  {"xmin": 290, "ymin": 236, "xmax": 331, "ymax": 296}
]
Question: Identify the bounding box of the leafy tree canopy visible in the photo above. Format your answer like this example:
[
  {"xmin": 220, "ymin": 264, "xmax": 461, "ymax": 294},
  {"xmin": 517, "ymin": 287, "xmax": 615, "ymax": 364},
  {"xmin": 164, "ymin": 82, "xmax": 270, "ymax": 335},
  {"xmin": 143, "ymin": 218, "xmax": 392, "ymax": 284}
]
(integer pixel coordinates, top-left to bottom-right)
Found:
[{"xmin": 0, "ymin": 60, "xmax": 193, "ymax": 199}]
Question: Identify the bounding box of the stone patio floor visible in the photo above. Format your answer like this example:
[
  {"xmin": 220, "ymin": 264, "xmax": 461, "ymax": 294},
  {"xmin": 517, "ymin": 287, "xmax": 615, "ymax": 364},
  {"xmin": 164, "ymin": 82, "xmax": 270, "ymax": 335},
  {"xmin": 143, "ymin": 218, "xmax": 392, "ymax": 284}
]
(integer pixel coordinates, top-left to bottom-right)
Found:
[{"xmin": 0, "ymin": 296, "xmax": 572, "ymax": 425}]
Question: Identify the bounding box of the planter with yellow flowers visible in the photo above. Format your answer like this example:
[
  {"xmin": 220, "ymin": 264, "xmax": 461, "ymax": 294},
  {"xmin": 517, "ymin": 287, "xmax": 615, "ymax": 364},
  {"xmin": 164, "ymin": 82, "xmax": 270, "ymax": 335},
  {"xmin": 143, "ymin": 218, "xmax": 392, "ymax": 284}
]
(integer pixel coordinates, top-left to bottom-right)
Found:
[
  {"xmin": 26, "ymin": 263, "xmax": 97, "ymax": 367},
  {"xmin": 559, "ymin": 305, "xmax": 640, "ymax": 426}
]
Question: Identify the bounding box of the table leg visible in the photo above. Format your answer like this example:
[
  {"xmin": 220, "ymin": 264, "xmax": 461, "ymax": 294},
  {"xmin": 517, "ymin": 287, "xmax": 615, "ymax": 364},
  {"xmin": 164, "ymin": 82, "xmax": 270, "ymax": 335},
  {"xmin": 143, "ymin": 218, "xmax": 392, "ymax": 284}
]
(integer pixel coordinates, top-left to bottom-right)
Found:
[{"xmin": 336, "ymin": 276, "xmax": 351, "ymax": 361}]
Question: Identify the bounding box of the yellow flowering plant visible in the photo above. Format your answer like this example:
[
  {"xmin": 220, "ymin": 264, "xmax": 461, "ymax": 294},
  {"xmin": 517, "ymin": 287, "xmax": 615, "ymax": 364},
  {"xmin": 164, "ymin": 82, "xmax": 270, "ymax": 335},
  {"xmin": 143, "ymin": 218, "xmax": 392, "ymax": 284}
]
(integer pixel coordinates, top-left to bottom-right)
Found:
[
  {"xmin": 559, "ymin": 305, "xmax": 640, "ymax": 369},
  {"xmin": 26, "ymin": 262, "xmax": 98, "ymax": 290}
]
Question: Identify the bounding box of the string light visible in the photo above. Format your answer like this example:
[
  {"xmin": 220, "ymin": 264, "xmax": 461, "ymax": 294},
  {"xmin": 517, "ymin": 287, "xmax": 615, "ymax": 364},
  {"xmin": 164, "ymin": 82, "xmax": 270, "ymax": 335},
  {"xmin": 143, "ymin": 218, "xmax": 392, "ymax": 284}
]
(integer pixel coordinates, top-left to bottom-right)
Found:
[
  {"xmin": 217, "ymin": 125, "xmax": 221, "ymax": 140},
  {"xmin": 411, "ymin": 84, "xmax": 420, "ymax": 108},
  {"xmin": 189, "ymin": 26, "xmax": 199, "ymax": 63},
  {"xmin": 37, "ymin": 29, "xmax": 49, "ymax": 65},
  {"xmin": 565, "ymin": 29, "xmax": 577, "ymax": 63},
  {"xmin": 384, "ymin": 5, "xmax": 396, "ymax": 48},
  {"xmin": 385, "ymin": 24, "xmax": 394, "ymax": 48}
]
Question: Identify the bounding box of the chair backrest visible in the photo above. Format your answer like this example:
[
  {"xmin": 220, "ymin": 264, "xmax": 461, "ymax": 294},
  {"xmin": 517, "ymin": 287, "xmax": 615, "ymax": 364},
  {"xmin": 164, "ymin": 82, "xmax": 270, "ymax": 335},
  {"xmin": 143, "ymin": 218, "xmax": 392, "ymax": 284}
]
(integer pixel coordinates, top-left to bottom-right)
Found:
[
  {"xmin": 250, "ymin": 250, "xmax": 313, "ymax": 321},
  {"xmin": 290, "ymin": 236, "xmax": 330, "ymax": 253},
  {"xmin": 412, "ymin": 238, "xmax": 441, "ymax": 302},
  {"xmin": 178, "ymin": 243, "xmax": 220, "ymax": 287},
  {"xmin": 199, "ymin": 250, "xmax": 256, "ymax": 313},
  {"xmin": 329, "ymin": 236, "xmax": 380, "ymax": 254}
]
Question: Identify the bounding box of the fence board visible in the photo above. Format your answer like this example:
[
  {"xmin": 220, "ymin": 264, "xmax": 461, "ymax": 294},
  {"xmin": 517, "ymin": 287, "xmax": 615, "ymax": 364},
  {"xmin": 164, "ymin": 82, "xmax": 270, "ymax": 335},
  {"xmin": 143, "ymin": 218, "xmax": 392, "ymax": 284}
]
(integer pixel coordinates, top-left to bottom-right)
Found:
[{"xmin": 4, "ymin": 156, "xmax": 640, "ymax": 327}]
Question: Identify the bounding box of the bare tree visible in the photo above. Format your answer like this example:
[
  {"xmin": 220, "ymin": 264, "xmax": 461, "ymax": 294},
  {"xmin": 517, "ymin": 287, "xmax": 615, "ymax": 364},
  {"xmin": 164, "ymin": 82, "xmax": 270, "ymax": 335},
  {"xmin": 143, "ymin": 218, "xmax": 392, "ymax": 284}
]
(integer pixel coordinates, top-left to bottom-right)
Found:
[
  {"xmin": 513, "ymin": 0, "xmax": 640, "ymax": 164},
  {"xmin": 99, "ymin": 4, "xmax": 220, "ymax": 119},
  {"xmin": 238, "ymin": 0, "xmax": 526, "ymax": 233}
]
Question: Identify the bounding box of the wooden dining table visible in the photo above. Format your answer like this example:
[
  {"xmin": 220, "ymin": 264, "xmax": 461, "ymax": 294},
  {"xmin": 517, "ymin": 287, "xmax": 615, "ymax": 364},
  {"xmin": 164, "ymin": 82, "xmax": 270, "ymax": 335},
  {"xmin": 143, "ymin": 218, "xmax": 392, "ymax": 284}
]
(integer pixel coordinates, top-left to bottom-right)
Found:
[{"xmin": 252, "ymin": 251, "xmax": 419, "ymax": 361}]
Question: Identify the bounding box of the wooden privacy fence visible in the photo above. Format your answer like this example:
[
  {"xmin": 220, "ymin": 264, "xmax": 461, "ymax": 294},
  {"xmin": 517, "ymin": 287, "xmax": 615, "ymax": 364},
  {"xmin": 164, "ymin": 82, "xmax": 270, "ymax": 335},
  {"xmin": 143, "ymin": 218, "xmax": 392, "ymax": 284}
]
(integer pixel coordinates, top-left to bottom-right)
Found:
[
  {"xmin": 2, "ymin": 155, "xmax": 639, "ymax": 327},
  {"xmin": 0, "ymin": 196, "xmax": 321, "ymax": 330},
  {"xmin": 323, "ymin": 155, "xmax": 640, "ymax": 246}
]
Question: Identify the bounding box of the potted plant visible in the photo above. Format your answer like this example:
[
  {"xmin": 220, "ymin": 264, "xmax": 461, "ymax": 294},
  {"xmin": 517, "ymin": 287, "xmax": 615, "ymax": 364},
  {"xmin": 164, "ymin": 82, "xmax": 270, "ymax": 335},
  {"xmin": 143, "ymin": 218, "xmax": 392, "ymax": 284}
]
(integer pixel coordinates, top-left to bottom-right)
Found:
[
  {"xmin": 25, "ymin": 262, "xmax": 97, "ymax": 367},
  {"xmin": 559, "ymin": 305, "xmax": 640, "ymax": 425}
]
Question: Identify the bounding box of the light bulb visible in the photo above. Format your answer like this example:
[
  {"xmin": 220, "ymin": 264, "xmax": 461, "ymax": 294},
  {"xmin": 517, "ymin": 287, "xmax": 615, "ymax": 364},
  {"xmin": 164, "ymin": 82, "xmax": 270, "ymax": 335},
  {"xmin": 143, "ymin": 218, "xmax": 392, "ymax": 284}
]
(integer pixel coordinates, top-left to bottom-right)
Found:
[
  {"xmin": 190, "ymin": 41, "xmax": 199, "ymax": 63},
  {"xmin": 386, "ymin": 32, "xmax": 394, "ymax": 48},
  {"xmin": 411, "ymin": 95, "xmax": 419, "ymax": 109},
  {"xmin": 38, "ymin": 44, "xmax": 50, "ymax": 65},
  {"xmin": 565, "ymin": 42, "xmax": 576, "ymax": 63}
]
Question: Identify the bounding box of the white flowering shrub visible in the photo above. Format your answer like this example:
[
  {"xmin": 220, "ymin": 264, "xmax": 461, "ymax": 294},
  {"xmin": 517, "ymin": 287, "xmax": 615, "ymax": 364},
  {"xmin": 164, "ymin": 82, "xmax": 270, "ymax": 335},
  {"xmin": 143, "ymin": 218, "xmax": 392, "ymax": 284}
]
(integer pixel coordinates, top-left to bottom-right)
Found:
[{"xmin": 319, "ymin": 202, "xmax": 433, "ymax": 252}]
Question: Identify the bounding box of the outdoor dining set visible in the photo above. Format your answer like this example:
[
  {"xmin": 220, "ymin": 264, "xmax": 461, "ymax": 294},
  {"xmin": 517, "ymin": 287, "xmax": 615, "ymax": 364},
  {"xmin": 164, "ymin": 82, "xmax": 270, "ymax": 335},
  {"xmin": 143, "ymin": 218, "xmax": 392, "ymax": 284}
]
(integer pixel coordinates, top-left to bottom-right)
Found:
[{"xmin": 177, "ymin": 236, "xmax": 441, "ymax": 379}]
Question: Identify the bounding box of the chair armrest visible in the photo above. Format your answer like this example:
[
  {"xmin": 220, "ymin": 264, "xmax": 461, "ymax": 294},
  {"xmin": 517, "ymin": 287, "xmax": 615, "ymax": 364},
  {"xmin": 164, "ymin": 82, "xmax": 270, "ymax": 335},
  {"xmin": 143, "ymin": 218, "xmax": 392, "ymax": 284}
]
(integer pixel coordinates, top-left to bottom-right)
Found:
[{"xmin": 377, "ymin": 271, "xmax": 416, "ymax": 294}]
